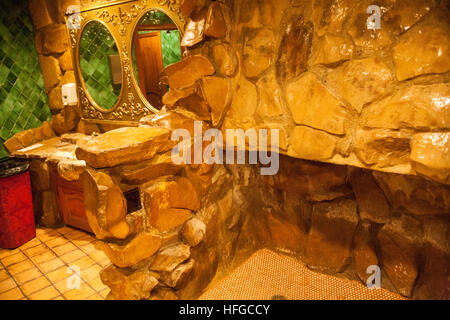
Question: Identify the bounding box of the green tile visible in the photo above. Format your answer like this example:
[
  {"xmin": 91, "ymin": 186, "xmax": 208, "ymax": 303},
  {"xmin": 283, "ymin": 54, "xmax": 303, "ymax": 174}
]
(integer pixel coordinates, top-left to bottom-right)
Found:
[{"xmin": 0, "ymin": 0, "xmax": 52, "ymax": 158}]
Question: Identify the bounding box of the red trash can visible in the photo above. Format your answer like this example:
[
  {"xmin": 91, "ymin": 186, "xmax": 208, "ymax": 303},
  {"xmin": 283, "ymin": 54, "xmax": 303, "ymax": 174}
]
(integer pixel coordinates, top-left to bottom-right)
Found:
[{"xmin": 0, "ymin": 158, "xmax": 36, "ymax": 249}]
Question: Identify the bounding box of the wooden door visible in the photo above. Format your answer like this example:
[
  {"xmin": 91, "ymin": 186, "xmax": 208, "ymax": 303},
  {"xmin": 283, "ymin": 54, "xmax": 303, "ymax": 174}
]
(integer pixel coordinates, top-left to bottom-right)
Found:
[
  {"xmin": 50, "ymin": 166, "xmax": 92, "ymax": 233},
  {"xmin": 134, "ymin": 31, "xmax": 165, "ymax": 109}
]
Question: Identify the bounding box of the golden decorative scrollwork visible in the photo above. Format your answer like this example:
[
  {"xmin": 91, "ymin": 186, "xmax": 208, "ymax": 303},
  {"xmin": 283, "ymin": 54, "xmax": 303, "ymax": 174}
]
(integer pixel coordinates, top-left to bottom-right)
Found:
[
  {"xmin": 70, "ymin": 0, "xmax": 186, "ymax": 126},
  {"xmin": 96, "ymin": 1, "xmax": 147, "ymax": 35},
  {"xmin": 157, "ymin": 0, "xmax": 184, "ymax": 22}
]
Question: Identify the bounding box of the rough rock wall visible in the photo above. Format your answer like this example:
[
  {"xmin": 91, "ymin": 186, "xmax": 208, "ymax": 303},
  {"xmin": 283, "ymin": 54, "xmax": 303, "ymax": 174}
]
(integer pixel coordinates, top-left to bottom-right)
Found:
[
  {"xmin": 74, "ymin": 114, "xmax": 449, "ymax": 300},
  {"xmin": 175, "ymin": 0, "xmax": 449, "ymax": 185}
]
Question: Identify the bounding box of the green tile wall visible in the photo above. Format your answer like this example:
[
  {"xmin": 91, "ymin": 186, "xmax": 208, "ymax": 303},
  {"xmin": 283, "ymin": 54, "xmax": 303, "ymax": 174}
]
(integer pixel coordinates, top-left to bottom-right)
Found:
[
  {"xmin": 0, "ymin": 0, "xmax": 52, "ymax": 159},
  {"xmin": 79, "ymin": 21, "xmax": 121, "ymax": 110}
]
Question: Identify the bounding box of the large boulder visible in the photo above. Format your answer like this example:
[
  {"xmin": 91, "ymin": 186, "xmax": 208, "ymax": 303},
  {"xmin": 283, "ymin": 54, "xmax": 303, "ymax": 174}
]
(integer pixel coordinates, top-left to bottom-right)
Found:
[
  {"xmin": 363, "ymin": 84, "xmax": 450, "ymax": 130},
  {"xmin": 304, "ymin": 198, "xmax": 359, "ymax": 273},
  {"xmin": 111, "ymin": 151, "xmax": 183, "ymax": 185},
  {"xmin": 82, "ymin": 169, "xmax": 130, "ymax": 240},
  {"xmin": 96, "ymin": 232, "xmax": 162, "ymax": 268},
  {"xmin": 286, "ymin": 72, "xmax": 347, "ymax": 135},
  {"xmin": 325, "ymin": 57, "xmax": 393, "ymax": 113},
  {"xmin": 377, "ymin": 215, "xmax": 423, "ymax": 297},
  {"xmin": 349, "ymin": 167, "xmax": 390, "ymax": 223},
  {"xmin": 100, "ymin": 264, "xmax": 159, "ymax": 300},
  {"xmin": 373, "ymin": 171, "xmax": 450, "ymax": 216},
  {"xmin": 81, "ymin": 169, "xmax": 130, "ymax": 239},
  {"xmin": 392, "ymin": 18, "xmax": 450, "ymax": 80},
  {"xmin": 164, "ymin": 55, "xmax": 214, "ymax": 89},
  {"xmin": 410, "ymin": 132, "xmax": 450, "ymax": 184},
  {"xmin": 144, "ymin": 178, "xmax": 199, "ymax": 232},
  {"xmin": 149, "ymin": 243, "xmax": 191, "ymax": 272},
  {"xmin": 353, "ymin": 222, "xmax": 379, "ymax": 284}
]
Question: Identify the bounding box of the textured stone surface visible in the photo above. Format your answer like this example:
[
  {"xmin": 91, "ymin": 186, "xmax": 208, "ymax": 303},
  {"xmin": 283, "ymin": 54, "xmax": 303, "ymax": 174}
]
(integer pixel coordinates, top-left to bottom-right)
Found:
[
  {"xmin": 411, "ymin": 133, "xmax": 450, "ymax": 184},
  {"xmin": 277, "ymin": 15, "xmax": 313, "ymax": 82},
  {"xmin": 353, "ymin": 222, "xmax": 378, "ymax": 284},
  {"xmin": 305, "ymin": 198, "xmax": 358, "ymax": 273},
  {"xmin": 50, "ymin": 106, "xmax": 80, "ymax": 136},
  {"xmin": 97, "ymin": 232, "xmax": 162, "ymax": 268},
  {"xmin": 182, "ymin": 217, "xmax": 206, "ymax": 247},
  {"xmin": 144, "ymin": 178, "xmax": 199, "ymax": 232},
  {"xmin": 160, "ymin": 259, "xmax": 195, "ymax": 289},
  {"xmin": 139, "ymin": 109, "xmax": 202, "ymax": 136},
  {"xmin": 286, "ymin": 72, "xmax": 346, "ymax": 135},
  {"xmin": 273, "ymin": 155, "xmax": 350, "ymax": 202},
  {"xmin": 205, "ymin": 2, "xmax": 227, "ymax": 38},
  {"xmin": 56, "ymin": 159, "xmax": 86, "ymax": 181},
  {"xmin": 82, "ymin": 169, "xmax": 130, "ymax": 240},
  {"xmin": 162, "ymin": 85, "xmax": 197, "ymax": 108},
  {"xmin": 354, "ymin": 129, "xmax": 411, "ymax": 168},
  {"xmin": 29, "ymin": 0, "xmax": 56, "ymax": 30},
  {"xmin": 42, "ymin": 24, "xmax": 70, "ymax": 54},
  {"xmin": 414, "ymin": 217, "xmax": 450, "ymax": 300},
  {"xmin": 227, "ymin": 76, "xmax": 257, "ymax": 126},
  {"xmin": 384, "ymin": 0, "xmax": 433, "ymax": 35},
  {"xmin": 256, "ymin": 75, "xmax": 284, "ymax": 118},
  {"xmin": 112, "ymin": 152, "xmax": 183, "ymax": 185},
  {"xmin": 364, "ymin": 84, "xmax": 450, "ymax": 130},
  {"xmin": 76, "ymin": 127, "xmax": 172, "ymax": 168},
  {"xmin": 181, "ymin": 12, "xmax": 206, "ymax": 47},
  {"xmin": 346, "ymin": 1, "xmax": 392, "ymax": 51},
  {"xmin": 180, "ymin": 0, "xmax": 207, "ymax": 18},
  {"xmin": 165, "ymin": 55, "xmax": 214, "ymax": 89},
  {"xmin": 393, "ymin": 19, "xmax": 450, "ymax": 80},
  {"xmin": 4, "ymin": 136, "xmax": 24, "ymax": 152},
  {"xmin": 149, "ymin": 287, "xmax": 179, "ymax": 300},
  {"xmin": 211, "ymin": 43, "xmax": 238, "ymax": 77},
  {"xmin": 243, "ymin": 28, "xmax": 276, "ymax": 78},
  {"xmin": 310, "ymin": 33, "xmax": 353, "ymax": 65},
  {"xmin": 150, "ymin": 243, "xmax": 191, "ymax": 272},
  {"xmin": 38, "ymin": 55, "xmax": 62, "ymax": 93},
  {"xmin": 373, "ymin": 171, "xmax": 450, "ymax": 216},
  {"xmin": 201, "ymin": 76, "xmax": 231, "ymax": 126},
  {"xmin": 290, "ymin": 126, "xmax": 338, "ymax": 160},
  {"xmin": 410, "ymin": 132, "xmax": 450, "ymax": 184},
  {"xmin": 378, "ymin": 215, "xmax": 423, "ymax": 297},
  {"xmin": 58, "ymin": 50, "xmax": 73, "ymax": 72},
  {"xmin": 310, "ymin": 0, "xmax": 352, "ymax": 36},
  {"xmin": 326, "ymin": 57, "xmax": 393, "ymax": 113},
  {"xmin": 100, "ymin": 265, "xmax": 159, "ymax": 300},
  {"xmin": 172, "ymin": 89, "xmax": 211, "ymax": 121},
  {"xmin": 349, "ymin": 168, "xmax": 390, "ymax": 224},
  {"xmin": 48, "ymin": 86, "xmax": 63, "ymax": 111}
]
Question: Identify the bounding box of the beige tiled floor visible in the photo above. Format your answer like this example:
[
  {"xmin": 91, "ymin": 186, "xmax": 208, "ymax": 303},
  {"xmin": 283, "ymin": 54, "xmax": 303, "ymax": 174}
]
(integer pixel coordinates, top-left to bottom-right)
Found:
[{"xmin": 0, "ymin": 226, "xmax": 111, "ymax": 300}]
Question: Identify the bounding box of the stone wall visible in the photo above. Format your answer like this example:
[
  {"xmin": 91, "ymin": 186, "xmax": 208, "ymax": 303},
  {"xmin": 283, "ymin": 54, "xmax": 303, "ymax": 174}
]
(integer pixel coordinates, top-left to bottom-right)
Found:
[
  {"xmin": 6, "ymin": 0, "xmax": 448, "ymax": 300},
  {"xmin": 171, "ymin": 0, "xmax": 450, "ymax": 185}
]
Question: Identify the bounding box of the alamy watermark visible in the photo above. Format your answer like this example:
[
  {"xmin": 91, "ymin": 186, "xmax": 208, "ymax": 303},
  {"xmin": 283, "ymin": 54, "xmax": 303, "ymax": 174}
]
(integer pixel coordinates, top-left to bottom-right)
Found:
[
  {"xmin": 171, "ymin": 121, "xmax": 280, "ymax": 176},
  {"xmin": 367, "ymin": 5, "xmax": 382, "ymax": 30},
  {"xmin": 366, "ymin": 265, "xmax": 381, "ymax": 289},
  {"xmin": 66, "ymin": 265, "xmax": 81, "ymax": 290}
]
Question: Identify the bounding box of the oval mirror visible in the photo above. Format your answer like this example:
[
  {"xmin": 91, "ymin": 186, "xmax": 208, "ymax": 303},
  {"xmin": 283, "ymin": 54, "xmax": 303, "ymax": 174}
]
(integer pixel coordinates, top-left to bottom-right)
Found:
[
  {"xmin": 132, "ymin": 10, "xmax": 182, "ymax": 110},
  {"xmin": 79, "ymin": 20, "xmax": 121, "ymax": 110}
]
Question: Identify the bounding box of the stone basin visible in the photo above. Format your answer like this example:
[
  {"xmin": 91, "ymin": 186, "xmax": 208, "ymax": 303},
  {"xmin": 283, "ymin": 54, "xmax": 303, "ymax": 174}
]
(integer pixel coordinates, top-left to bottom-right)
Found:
[{"xmin": 75, "ymin": 127, "xmax": 174, "ymax": 168}]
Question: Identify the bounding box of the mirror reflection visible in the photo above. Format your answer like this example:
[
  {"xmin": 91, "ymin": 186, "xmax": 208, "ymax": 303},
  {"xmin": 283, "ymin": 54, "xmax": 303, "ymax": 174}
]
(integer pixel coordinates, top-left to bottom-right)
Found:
[
  {"xmin": 132, "ymin": 10, "xmax": 182, "ymax": 110},
  {"xmin": 79, "ymin": 20, "xmax": 121, "ymax": 110}
]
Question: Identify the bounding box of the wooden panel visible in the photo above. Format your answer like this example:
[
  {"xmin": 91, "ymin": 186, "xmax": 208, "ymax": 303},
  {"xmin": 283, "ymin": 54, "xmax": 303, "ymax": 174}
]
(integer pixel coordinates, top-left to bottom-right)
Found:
[
  {"xmin": 50, "ymin": 166, "xmax": 92, "ymax": 233},
  {"xmin": 134, "ymin": 31, "xmax": 165, "ymax": 109}
]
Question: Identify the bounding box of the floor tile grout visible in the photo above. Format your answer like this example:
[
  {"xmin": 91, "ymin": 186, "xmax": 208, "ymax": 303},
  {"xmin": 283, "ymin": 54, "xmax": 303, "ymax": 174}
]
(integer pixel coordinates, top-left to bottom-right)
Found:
[{"xmin": 0, "ymin": 226, "xmax": 110, "ymax": 300}]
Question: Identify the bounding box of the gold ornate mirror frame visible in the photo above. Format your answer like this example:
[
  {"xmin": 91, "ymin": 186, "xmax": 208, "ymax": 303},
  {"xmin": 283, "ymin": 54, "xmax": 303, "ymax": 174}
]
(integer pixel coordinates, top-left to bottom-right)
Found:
[{"xmin": 68, "ymin": 0, "xmax": 186, "ymax": 126}]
